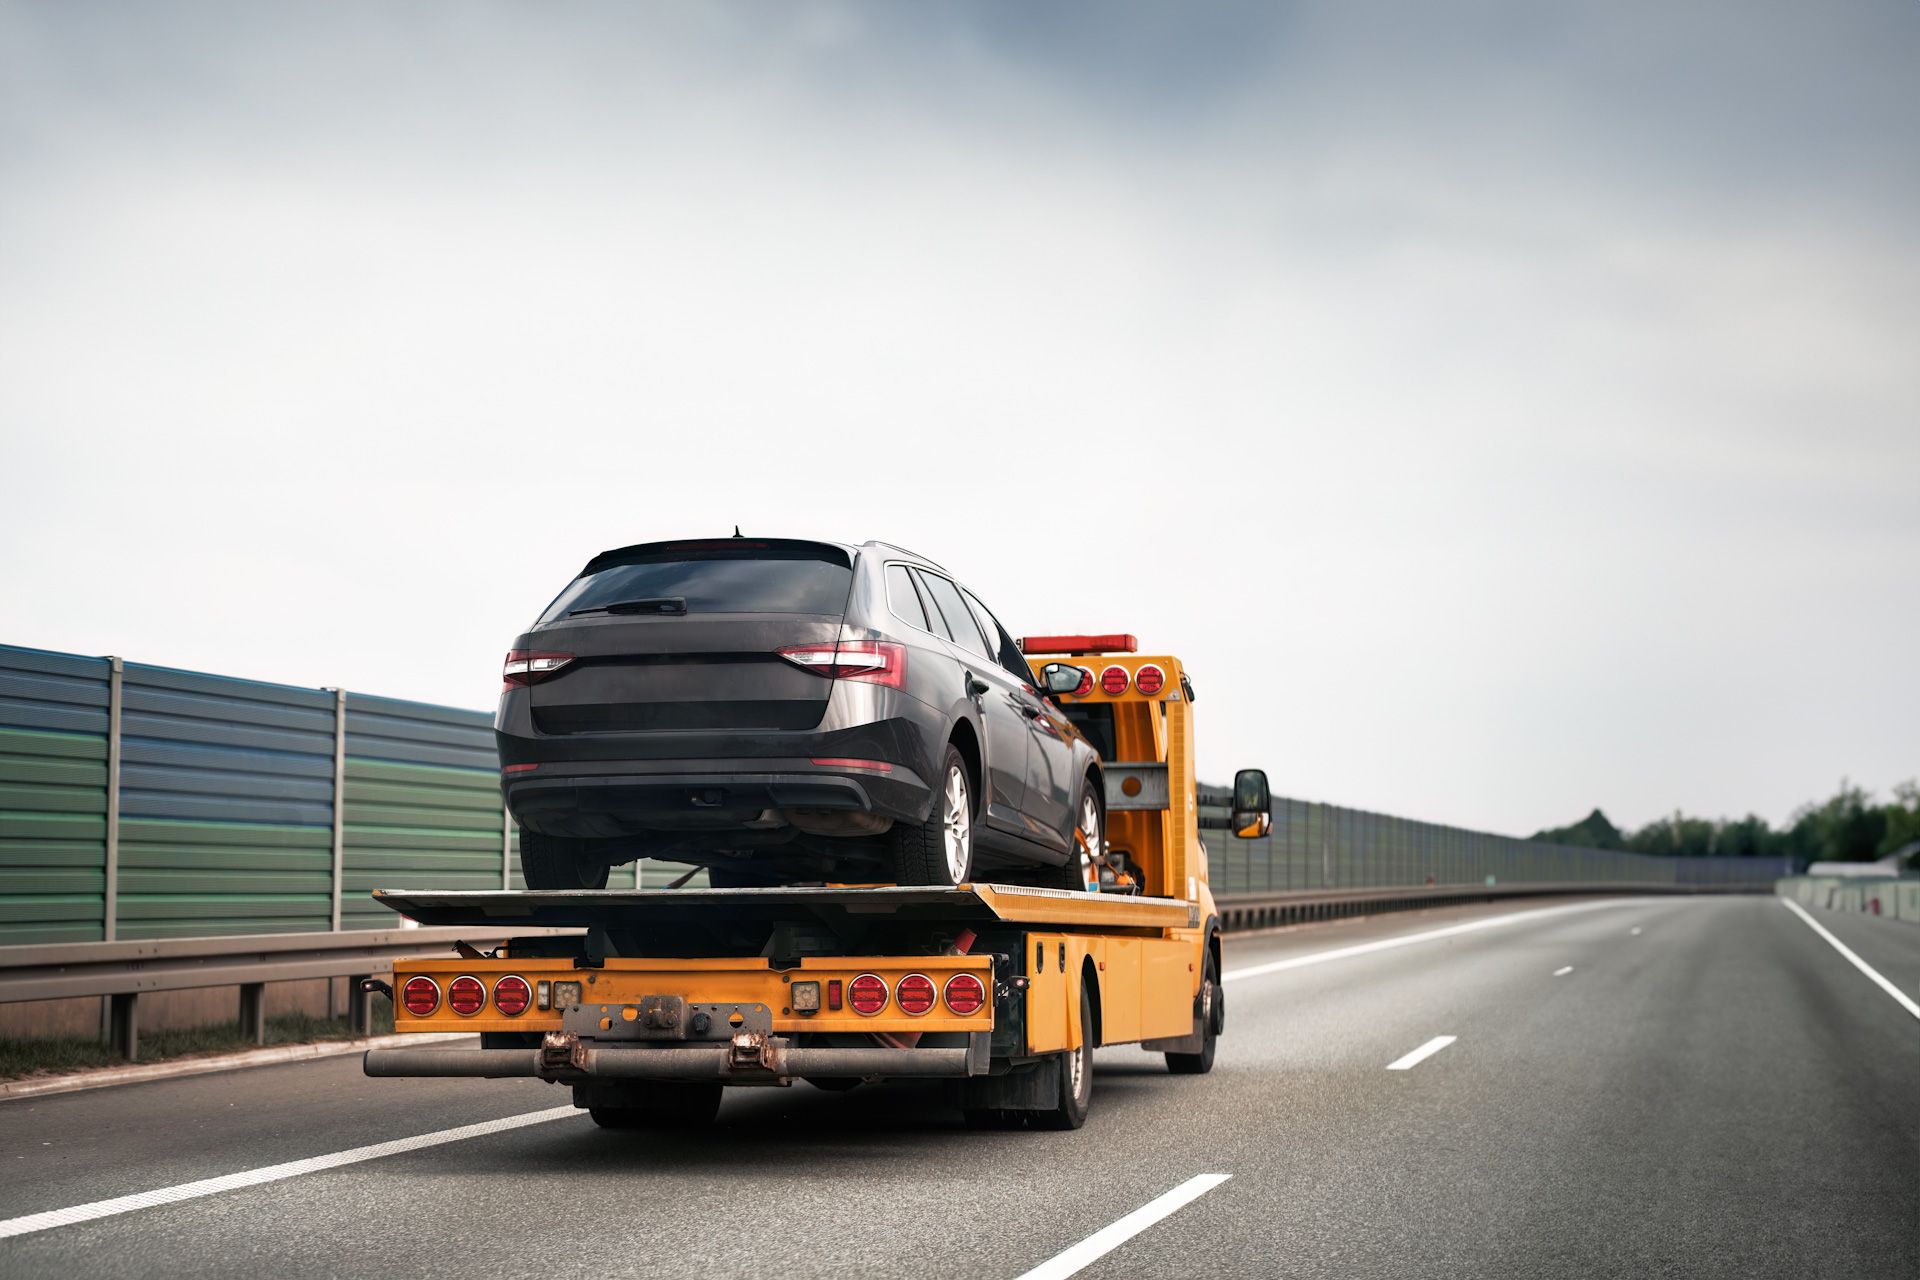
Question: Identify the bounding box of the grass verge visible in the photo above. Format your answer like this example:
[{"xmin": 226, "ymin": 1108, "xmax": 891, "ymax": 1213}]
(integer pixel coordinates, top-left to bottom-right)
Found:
[{"xmin": 0, "ymin": 999, "xmax": 396, "ymax": 1080}]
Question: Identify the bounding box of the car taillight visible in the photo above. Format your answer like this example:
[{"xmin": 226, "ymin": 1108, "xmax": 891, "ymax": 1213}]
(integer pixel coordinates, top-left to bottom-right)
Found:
[
  {"xmin": 775, "ymin": 641, "xmax": 907, "ymax": 688},
  {"xmin": 492, "ymin": 975, "xmax": 531, "ymax": 1017},
  {"xmin": 401, "ymin": 976, "xmax": 441, "ymax": 1017},
  {"xmin": 895, "ymin": 973, "xmax": 936, "ymax": 1016},
  {"xmin": 1099, "ymin": 665, "xmax": 1130, "ymax": 696},
  {"xmin": 447, "ymin": 975, "xmax": 486, "ymax": 1016},
  {"xmin": 502, "ymin": 650, "xmax": 574, "ymax": 689},
  {"xmin": 848, "ymin": 973, "xmax": 889, "ymax": 1016},
  {"xmin": 1134, "ymin": 664, "xmax": 1165, "ymax": 696},
  {"xmin": 1072, "ymin": 666, "xmax": 1094, "ymax": 697},
  {"xmin": 943, "ymin": 972, "xmax": 986, "ymax": 1016}
]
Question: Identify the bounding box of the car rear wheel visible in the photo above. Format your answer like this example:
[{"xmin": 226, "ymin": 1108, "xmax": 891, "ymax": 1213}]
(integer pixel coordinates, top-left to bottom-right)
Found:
[
  {"xmin": 888, "ymin": 744, "xmax": 974, "ymax": 887},
  {"xmin": 520, "ymin": 830, "xmax": 610, "ymax": 890}
]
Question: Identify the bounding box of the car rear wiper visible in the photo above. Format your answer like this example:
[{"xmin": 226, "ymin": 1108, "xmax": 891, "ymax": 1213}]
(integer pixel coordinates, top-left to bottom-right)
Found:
[{"xmin": 569, "ymin": 596, "xmax": 688, "ymax": 616}]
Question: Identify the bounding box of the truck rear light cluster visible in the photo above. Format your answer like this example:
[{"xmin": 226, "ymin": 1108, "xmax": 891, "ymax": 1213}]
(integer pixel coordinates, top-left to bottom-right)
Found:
[
  {"xmin": 1100, "ymin": 665, "xmax": 1130, "ymax": 696},
  {"xmin": 1070, "ymin": 666, "xmax": 1094, "ymax": 697},
  {"xmin": 943, "ymin": 972, "xmax": 987, "ymax": 1016},
  {"xmin": 502, "ymin": 650, "xmax": 574, "ymax": 688},
  {"xmin": 895, "ymin": 973, "xmax": 937, "ymax": 1016},
  {"xmin": 1134, "ymin": 664, "xmax": 1165, "ymax": 696},
  {"xmin": 401, "ymin": 976, "xmax": 441, "ymax": 1017},
  {"xmin": 492, "ymin": 975, "xmax": 532, "ymax": 1017},
  {"xmin": 847, "ymin": 972, "xmax": 889, "ymax": 1016},
  {"xmin": 447, "ymin": 975, "xmax": 486, "ymax": 1016},
  {"xmin": 775, "ymin": 641, "xmax": 907, "ymax": 688}
]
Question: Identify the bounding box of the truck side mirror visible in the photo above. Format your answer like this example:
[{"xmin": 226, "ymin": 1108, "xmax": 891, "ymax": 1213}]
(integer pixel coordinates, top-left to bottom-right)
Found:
[
  {"xmin": 1039, "ymin": 662, "xmax": 1084, "ymax": 696},
  {"xmin": 1231, "ymin": 768, "xmax": 1271, "ymax": 838}
]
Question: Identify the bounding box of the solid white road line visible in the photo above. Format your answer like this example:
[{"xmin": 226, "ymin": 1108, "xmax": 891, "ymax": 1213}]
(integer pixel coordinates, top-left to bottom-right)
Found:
[
  {"xmin": 0, "ymin": 1106, "xmax": 581, "ymax": 1241},
  {"xmin": 1013, "ymin": 1173, "xmax": 1232, "ymax": 1280},
  {"xmin": 1781, "ymin": 898, "xmax": 1920, "ymax": 1021},
  {"xmin": 1222, "ymin": 898, "xmax": 1644, "ymax": 985},
  {"xmin": 1385, "ymin": 1035, "xmax": 1457, "ymax": 1071},
  {"xmin": 1553, "ymin": 966, "xmax": 1574, "ymax": 977}
]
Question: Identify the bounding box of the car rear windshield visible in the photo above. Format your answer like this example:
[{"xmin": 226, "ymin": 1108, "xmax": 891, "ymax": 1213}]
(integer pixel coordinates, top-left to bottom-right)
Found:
[{"xmin": 536, "ymin": 544, "xmax": 853, "ymax": 623}]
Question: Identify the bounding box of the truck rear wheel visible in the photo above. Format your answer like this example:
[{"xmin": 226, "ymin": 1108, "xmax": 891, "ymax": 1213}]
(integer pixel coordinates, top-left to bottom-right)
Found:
[
  {"xmin": 520, "ymin": 831, "xmax": 610, "ymax": 890},
  {"xmin": 582, "ymin": 1081, "xmax": 722, "ymax": 1129},
  {"xmin": 1031, "ymin": 979, "xmax": 1095, "ymax": 1130}
]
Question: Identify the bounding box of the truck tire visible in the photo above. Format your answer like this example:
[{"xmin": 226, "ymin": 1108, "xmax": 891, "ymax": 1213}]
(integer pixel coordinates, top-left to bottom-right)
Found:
[
  {"xmin": 520, "ymin": 830, "xmax": 610, "ymax": 890},
  {"xmin": 1165, "ymin": 950, "xmax": 1219, "ymax": 1075},
  {"xmin": 584, "ymin": 1081, "xmax": 722, "ymax": 1129},
  {"xmin": 1031, "ymin": 979, "xmax": 1095, "ymax": 1130},
  {"xmin": 889, "ymin": 744, "xmax": 974, "ymax": 887}
]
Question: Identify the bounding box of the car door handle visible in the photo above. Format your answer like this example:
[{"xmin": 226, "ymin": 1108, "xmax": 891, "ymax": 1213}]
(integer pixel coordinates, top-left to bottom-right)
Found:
[{"xmin": 965, "ymin": 674, "xmax": 990, "ymax": 699}]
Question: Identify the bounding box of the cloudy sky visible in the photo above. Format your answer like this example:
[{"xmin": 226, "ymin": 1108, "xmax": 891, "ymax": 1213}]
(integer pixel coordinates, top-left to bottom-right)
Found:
[{"xmin": 1, "ymin": 1, "xmax": 1914, "ymax": 836}]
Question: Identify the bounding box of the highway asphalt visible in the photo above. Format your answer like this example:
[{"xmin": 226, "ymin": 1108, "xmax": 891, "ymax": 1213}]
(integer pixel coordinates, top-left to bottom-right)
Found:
[{"xmin": 1, "ymin": 894, "xmax": 1914, "ymax": 1279}]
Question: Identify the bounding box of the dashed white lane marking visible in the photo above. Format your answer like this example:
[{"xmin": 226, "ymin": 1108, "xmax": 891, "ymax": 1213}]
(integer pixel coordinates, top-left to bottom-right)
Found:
[
  {"xmin": 1222, "ymin": 898, "xmax": 1644, "ymax": 985},
  {"xmin": 1630, "ymin": 927, "xmax": 1642, "ymax": 936},
  {"xmin": 1781, "ymin": 899, "xmax": 1920, "ymax": 1021},
  {"xmin": 1013, "ymin": 1173, "xmax": 1232, "ymax": 1280},
  {"xmin": 1385, "ymin": 1035, "xmax": 1457, "ymax": 1071},
  {"xmin": 0, "ymin": 1106, "xmax": 580, "ymax": 1241},
  {"xmin": 1553, "ymin": 966, "xmax": 1574, "ymax": 977}
]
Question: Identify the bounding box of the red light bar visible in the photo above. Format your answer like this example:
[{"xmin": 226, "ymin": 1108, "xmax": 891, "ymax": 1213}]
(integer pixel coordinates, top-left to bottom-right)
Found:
[{"xmin": 1019, "ymin": 634, "xmax": 1138, "ymax": 655}]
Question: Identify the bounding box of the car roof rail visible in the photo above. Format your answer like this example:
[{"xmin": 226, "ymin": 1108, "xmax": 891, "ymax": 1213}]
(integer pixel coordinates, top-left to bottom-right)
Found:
[{"xmin": 865, "ymin": 540, "xmax": 949, "ymax": 573}]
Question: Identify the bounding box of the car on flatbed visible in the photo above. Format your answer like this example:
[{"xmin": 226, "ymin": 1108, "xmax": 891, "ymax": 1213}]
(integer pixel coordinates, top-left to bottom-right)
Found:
[{"xmin": 498, "ymin": 536, "xmax": 1105, "ymax": 890}]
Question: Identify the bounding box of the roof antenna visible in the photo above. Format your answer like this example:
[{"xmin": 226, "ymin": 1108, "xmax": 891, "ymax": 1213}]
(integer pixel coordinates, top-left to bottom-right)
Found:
[{"xmin": 732, "ymin": 525, "xmax": 743, "ymax": 538}]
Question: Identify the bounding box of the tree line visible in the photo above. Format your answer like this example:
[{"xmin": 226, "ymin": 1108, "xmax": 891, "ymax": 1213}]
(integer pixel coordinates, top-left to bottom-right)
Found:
[{"xmin": 1531, "ymin": 780, "xmax": 1920, "ymax": 870}]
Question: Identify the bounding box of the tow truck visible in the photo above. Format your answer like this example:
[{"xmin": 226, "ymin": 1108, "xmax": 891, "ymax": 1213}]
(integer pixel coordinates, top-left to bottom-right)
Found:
[{"xmin": 362, "ymin": 634, "xmax": 1271, "ymax": 1130}]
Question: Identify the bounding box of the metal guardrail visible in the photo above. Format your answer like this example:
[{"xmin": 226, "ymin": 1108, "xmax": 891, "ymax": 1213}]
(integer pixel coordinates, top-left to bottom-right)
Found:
[
  {"xmin": 1, "ymin": 879, "xmax": 1776, "ymax": 1064},
  {"xmin": 0, "ymin": 925, "xmax": 574, "ymax": 1061}
]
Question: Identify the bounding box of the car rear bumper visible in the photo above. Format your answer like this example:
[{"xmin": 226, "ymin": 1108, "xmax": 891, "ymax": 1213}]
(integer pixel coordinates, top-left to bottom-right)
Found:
[{"xmin": 505, "ymin": 760, "xmax": 933, "ymax": 838}]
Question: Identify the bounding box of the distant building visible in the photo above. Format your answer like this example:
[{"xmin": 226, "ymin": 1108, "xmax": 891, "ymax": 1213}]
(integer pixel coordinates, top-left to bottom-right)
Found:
[{"xmin": 1806, "ymin": 851, "xmax": 1909, "ymax": 877}]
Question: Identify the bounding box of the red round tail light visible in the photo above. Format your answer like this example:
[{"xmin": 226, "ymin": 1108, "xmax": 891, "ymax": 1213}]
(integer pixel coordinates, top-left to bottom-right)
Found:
[
  {"xmin": 1134, "ymin": 664, "xmax": 1165, "ymax": 696},
  {"xmin": 895, "ymin": 973, "xmax": 937, "ymax": 1016},
  {"xmin": 447, "ymin": 975, "xmax": 486, "ymax": 1016},
  {"xmin": 848, "ymin": 973, "xmax": 889, "ymax": 1016},
  {"xmin": 1099, "ymin": 665, "xmax": 1130, "ymax": 696},
  {"xmin": 492, "ymin": 975, "xmax": 531, "ymax": 1017},
  {"xmin": 401, "ymin": 976, "xmax": 441, "ymax": 1017},
  {"xmin": 1072, "ymin": 666, "xmax": 1094, "ymax": 697},
  {"xmin": 943, "ymin": 972, "xmax": 987, "ymax": 1016}
]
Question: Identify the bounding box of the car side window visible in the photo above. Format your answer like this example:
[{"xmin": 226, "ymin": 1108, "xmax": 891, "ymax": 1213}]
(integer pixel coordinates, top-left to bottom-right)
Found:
[
  {"xmin": 884, "ymin": 563, "xmax": 930, "ymax": 632},
  {"xmin": 917, "ymin": 571, "xmax": 993, "ymax": 660},
  {"xmin": 962, "ymin": 588, "xmax": 1033, "ymax": 686}
]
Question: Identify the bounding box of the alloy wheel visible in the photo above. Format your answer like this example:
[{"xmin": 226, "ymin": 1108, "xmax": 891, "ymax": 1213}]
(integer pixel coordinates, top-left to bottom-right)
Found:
[{"xmin": 943, "ymin": 765, "xmax": 972, "ymax": 883}]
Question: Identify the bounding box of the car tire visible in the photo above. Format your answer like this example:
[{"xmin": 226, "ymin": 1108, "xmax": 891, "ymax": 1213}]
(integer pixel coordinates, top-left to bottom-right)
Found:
[
  {"xmin": 888, "ymin": 744, "xmax": 974, "ymax": 887},
  {"xmin": 586, "ymin": 1081, "xmax": 722, "ymax": 1129},
  {"xmin": 1061, "ymin": 776, "xmax": 1104, "ymax": 892},
  {"xmin": 1165, "ymin": 949, "xmax": 1219, "ymax": 1075},
  {"xmin": 520, "ymin": 830, "xmax": 610, "ymax": 890},
  {"xmin": 1032, "ymin": 978, "xmax": 1095, "ymax": 1130}
]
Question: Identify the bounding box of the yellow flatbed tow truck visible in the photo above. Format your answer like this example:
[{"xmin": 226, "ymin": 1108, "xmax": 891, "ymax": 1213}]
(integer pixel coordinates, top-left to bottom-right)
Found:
[{"xmin": 362, "ymin": 635, "xmax": 1270, "ymax": 1130}]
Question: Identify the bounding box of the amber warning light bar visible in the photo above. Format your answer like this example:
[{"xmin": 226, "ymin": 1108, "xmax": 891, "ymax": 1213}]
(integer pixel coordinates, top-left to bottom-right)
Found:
[{"xmin": 1018, "ymin": 634, "xmax": 1138, "ymax": 655}]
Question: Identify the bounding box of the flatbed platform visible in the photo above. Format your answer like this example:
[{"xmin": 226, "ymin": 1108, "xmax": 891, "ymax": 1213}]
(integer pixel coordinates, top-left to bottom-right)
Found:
[{"xmin": 373, "ymin": 883, "xmax": 1198, "ymax": 933}]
